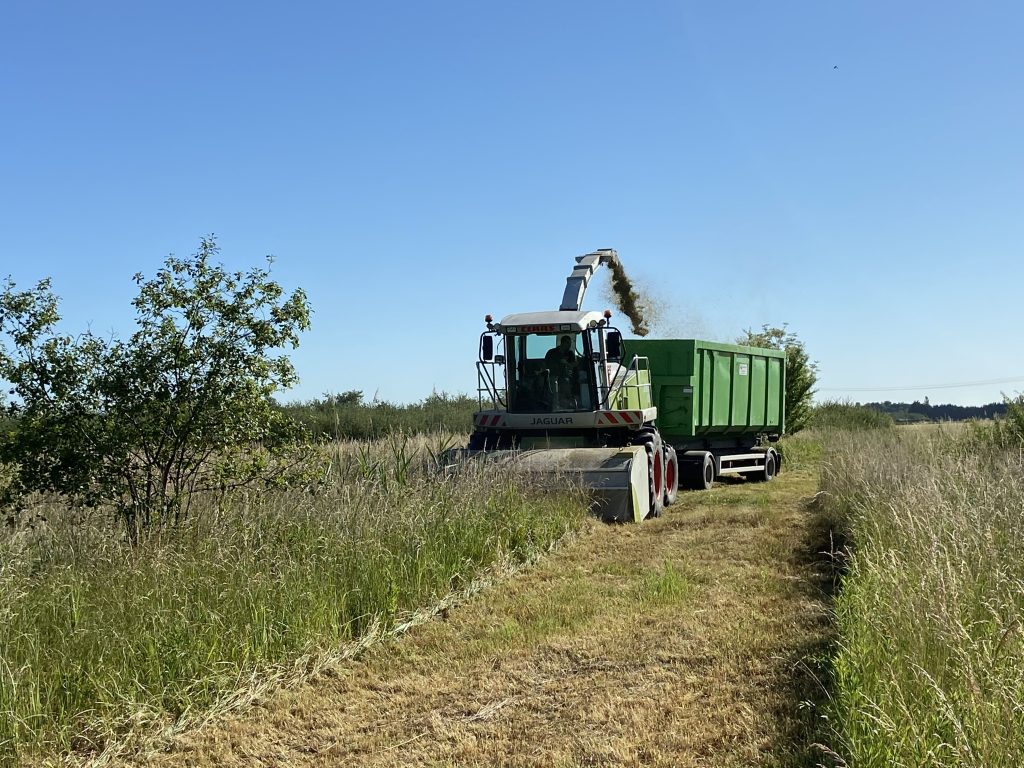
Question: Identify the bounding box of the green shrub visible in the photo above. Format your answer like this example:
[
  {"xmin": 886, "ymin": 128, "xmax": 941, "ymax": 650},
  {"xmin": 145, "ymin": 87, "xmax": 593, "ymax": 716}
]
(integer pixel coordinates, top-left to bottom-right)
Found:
[
  {"xmin": 966, "ymin": 393, "xmax": 1024, "ymax": 450},
  {"xmin": 0, "ymin": 238, "xmax": 311, "ymax": 542}
]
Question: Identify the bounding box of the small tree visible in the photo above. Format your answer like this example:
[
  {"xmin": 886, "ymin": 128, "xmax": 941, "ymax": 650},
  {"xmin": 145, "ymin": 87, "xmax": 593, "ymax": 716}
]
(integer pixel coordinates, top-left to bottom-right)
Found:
[
  {"xmin": 331, "ymin": 390, "xmax": 364, "ymax": 406},
  {"xmin": 737, "ymin": 324, "xmax": 818, "ymax": 434},
  {"xmin": 0, "ymin": 237, "xmax": 312, "ymax": 541}
]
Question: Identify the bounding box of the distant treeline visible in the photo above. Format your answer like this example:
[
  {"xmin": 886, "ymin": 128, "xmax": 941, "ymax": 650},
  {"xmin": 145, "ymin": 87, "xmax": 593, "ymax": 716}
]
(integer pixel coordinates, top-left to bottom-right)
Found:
[
  {"xmin": 8, "ymin": 392, "xmax": 1007, "ymax": 444},
  {"xmin": 861, "ymin": 399, "xmax": 1009, "ymax": 424},
  {"xmin": 278, "ymin": 392, "xmax": 1010, "ymax": 440},
  {"xmin": 279, "ymin": 390, "xmax": 479, "ymax": 440}
]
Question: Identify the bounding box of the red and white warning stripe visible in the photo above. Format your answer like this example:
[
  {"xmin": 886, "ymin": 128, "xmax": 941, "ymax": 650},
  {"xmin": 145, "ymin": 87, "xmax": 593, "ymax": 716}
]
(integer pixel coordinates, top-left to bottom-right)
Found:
[
  {"xmin": 596, "ymin": 410, "xmax": 645, "ymax": 426},
  {"xmin": 473, "ymin": 413, "xmax": 506, "ymax": 428}
]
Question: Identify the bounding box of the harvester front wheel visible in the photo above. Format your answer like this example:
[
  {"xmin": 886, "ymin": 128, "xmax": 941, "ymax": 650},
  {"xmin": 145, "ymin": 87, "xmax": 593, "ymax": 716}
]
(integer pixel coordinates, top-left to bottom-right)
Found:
[
  {"xmin": 467, "ymin": 431, "xmax": 515, "ymax": 451},
  {"xmin": 632, "ymin": 429, "xmax": 665, "ymax": 519},
  {"xmin": 663, "ymin": 445, "xmax": 679, "ymax": 506}
]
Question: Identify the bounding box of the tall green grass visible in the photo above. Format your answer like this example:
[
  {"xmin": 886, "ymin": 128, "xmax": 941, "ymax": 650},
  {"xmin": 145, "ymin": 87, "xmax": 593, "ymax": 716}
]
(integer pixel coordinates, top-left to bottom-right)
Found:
[
  {"xmin": 0, "ymin": 436, "xmax": 585, "ymax": 765},
  {"xmin": 810, "ymin": 400, "xmax": 895, "ymax": 432},
  {"xmin": 820, "ymin": 427, "xmax": 1024, "ymax": 766},
  {"xmin": 779, "ymin": 401, "xmax": 893, "ymax": 473},
  {"xmin": 280, "ymin": 392, "xmax": 479, "ymax": 440}
]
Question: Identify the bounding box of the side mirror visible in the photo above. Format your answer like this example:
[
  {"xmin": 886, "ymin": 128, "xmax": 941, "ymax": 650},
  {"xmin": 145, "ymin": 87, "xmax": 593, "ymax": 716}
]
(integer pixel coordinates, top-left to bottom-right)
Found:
[
  {"xmin": 481, "ymin": 334, "xmax": 494, "ymax": 361},
  {"xmin": 606, "ymin": 330, "xmax": 622, "ymax": 360}
]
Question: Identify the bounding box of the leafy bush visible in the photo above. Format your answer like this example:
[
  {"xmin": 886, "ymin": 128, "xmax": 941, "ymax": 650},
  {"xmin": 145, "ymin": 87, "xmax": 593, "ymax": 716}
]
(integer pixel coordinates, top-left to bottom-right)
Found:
[
  {"xmin": 0, "ymin": 238, "xmax": 311, "ymax": 541},
  {"xmin": 967, "ymin": 393, "xmax": 1024, "ymax": 450}
]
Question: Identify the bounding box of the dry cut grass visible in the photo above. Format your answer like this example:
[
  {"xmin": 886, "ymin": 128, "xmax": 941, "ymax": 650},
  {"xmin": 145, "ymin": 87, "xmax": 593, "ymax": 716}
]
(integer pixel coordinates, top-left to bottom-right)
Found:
[{"xmin": 113, "ymin": 456, "xmax": 833, "ymax": 767}]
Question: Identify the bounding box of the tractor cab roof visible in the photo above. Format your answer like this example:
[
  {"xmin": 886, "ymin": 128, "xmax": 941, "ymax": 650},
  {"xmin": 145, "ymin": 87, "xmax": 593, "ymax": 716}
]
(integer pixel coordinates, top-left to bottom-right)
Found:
[{"xmin": 497, "ymin": 310, "xmax": 607, "ymax": 334}]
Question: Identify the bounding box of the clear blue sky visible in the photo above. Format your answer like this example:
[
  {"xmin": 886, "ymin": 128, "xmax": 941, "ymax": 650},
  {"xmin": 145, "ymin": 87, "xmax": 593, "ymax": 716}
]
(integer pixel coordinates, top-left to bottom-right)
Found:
[{"xmin": 2, "ymin": 1, "xmax": 1022, "ymax": 406}]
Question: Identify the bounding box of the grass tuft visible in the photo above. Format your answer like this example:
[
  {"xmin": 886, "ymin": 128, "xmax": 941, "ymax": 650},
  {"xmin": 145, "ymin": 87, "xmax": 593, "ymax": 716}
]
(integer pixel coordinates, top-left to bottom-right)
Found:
[{"xmin": 637, "ymin": 561, "xmax": 694, "ymax": 605}]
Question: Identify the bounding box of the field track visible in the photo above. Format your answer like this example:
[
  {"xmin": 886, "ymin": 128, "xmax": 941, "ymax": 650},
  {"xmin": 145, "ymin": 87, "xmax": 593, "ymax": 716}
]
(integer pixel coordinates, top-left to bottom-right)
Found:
[{"xmin": 122, "ymin": 467, "xmax": 831, "ymax": 767}]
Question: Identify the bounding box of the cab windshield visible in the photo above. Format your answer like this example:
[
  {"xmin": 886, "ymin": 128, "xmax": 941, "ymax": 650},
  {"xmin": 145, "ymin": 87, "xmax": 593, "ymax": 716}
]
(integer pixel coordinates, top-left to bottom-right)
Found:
[{"xmin": 506, "ymin": 332, "xmax": 595, "ymax": 413}]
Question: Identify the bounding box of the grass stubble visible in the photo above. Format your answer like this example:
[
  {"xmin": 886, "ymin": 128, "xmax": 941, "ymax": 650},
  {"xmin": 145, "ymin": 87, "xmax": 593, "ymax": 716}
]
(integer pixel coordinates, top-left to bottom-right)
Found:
[{"xmin": 112, "ymin": 449, "xmax": 834, "ymax": 767}]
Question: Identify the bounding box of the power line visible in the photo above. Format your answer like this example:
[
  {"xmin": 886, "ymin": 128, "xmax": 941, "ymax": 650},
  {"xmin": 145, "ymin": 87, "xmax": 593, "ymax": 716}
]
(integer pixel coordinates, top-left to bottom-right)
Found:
[{"xmin": 820, "ymin": 376, "xmax": 1024, "ymax": 393}]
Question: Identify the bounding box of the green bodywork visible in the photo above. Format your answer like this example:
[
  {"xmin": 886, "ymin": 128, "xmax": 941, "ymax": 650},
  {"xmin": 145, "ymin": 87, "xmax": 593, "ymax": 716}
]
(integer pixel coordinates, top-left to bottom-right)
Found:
[
  {"xmin": 626, "ymin": 339, "xmax": 785, "ymax": 443},
  {"xmin": 608, "ymin": 367, "xmax": 654, "ymax": 411}
]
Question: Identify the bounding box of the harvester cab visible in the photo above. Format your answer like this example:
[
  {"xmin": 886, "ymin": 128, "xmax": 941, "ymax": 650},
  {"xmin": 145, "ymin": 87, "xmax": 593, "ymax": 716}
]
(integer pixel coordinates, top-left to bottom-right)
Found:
[
  {"xmin": 477, "ymin": 312, "xmax": 642, "ymax": 420},
  {"xmin": 466, "ymin": 250, "xmax": 674, "ymax": 523}
]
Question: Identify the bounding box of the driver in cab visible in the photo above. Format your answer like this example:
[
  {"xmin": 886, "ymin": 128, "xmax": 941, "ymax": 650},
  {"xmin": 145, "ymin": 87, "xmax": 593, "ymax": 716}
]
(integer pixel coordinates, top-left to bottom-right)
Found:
[
  {"xmin": 544, "ymin": 334, "xmax": 583, "ymax": 407},
  {"xmin": 544, "ymin": 334, "xmax": 579, "ymax": 376}
]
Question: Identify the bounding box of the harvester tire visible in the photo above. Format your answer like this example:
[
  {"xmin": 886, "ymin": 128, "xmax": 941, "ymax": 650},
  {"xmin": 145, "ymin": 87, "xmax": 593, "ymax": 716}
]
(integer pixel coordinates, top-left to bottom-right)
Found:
[
  {"xmin": 663, "ymin": 445, "xmax": 679, "ymax": 506},
  {"xmin": 632, "ymin": 430, "xmax": 664, "ymax": 519},
  {"xmin": 467, "ymin": 431, "xmax": 514, "ymax": 451}
]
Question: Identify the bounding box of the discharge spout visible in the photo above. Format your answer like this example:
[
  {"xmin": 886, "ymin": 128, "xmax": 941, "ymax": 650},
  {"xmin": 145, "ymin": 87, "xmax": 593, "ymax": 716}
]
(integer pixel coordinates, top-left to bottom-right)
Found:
[{"xmin": 559, "ymin": 249, "xmax": 618, "ymax": 312}]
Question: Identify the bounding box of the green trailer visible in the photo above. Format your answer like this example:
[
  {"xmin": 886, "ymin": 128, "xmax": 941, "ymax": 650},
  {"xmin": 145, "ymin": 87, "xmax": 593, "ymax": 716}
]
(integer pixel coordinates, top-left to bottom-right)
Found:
[{"xmin": 627, "ymin": 339, "xmax": 785, "ymax": 489}]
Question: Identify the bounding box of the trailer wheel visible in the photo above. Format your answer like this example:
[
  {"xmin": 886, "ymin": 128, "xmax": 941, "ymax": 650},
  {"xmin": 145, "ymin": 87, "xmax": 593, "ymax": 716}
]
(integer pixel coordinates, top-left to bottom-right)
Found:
[
  {"xmin": 632, "ymin": 430, "xmax": 665, "ymax": 519},
  {"xmin": 681, "ymin": 452, "xmax": 715, "ymax": 491},
  {"xmin": 698, "ymin": 453, "xmax": 715, "ymax": 490},
  {"xmin": 752, "ymin": 450, "xmax": 777, "ymax": 482},
  {"xmin": 663, "ymin": 445, "xmax": 679, "ymax": 507}
]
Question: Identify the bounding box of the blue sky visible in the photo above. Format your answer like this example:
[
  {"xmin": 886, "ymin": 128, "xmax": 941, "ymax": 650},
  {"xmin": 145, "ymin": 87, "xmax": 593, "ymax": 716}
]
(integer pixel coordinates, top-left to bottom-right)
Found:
[{"xmin": 2, "ymin": 1, "xmax": 1021, "ymax": 406}]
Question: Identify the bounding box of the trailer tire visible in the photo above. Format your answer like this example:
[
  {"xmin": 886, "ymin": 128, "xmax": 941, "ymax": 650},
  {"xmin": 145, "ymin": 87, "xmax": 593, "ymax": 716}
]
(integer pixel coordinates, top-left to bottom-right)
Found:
[
  {"xmin": 681, "ymin": 451, "xmax": 715, "ymax": 491},
  {"xmin": 632, "ymin": 430, "xmax": 665, "ymax": 519},
  {"xmin": 752, "ymin": 450, "xmax": 777, "ymax": 483},
  {"xmin": 698, "ymin": 452, "xmax": 715, "ymax": 490},
  {"xmin": 663, "ymin": 445, "xmax": 679, "ymax": 507}
]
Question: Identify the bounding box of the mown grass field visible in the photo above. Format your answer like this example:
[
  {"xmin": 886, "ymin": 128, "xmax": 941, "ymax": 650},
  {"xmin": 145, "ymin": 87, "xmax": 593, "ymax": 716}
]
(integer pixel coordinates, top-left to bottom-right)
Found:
[
  {"xmin": 3, "ymin": 408, "xmax": 1023, "ymax": 766},
  {"xmin": 108, "ymin": 448, "xmax": 833, "ymax": 767},
  {"xmin": 0, "ymin": 437, "xmax": 585, "ymax": 766}
]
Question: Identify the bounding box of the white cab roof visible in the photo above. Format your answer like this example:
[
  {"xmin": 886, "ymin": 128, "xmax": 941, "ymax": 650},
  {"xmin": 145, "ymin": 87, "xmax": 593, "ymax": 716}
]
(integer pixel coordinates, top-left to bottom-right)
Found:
[{"xmin": 498, "ymin": 310, "xmax": 606, "ymax": 333}]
